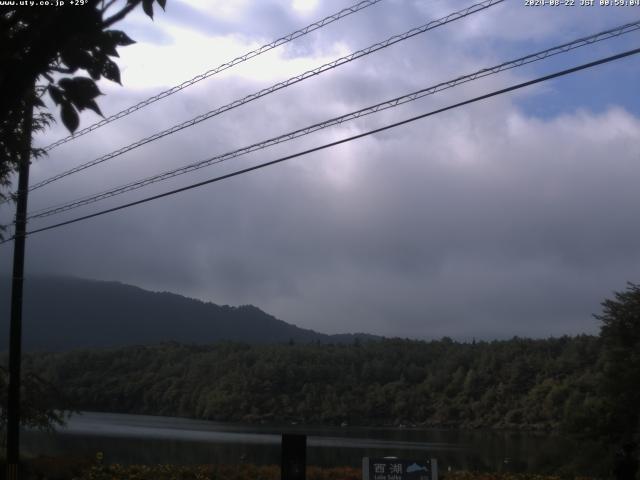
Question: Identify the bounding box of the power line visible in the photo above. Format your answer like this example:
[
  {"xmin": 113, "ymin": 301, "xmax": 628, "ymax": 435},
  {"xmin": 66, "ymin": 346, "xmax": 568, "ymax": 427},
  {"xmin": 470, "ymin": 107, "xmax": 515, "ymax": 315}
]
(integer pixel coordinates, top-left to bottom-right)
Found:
[
  {"xmin": 27, "ymin": 0, "xmax": 504, "ymax": 193},
  {"xmin": 26, "ymin": 20, "xmax": 640, "ymax": 220},
  {"xmin": 3, "ymin": 46, "xmax": 637, "ymax": 244},
  {"xmin": 41, "ymin": 0, "xmax": 386, "ymax": 152}
]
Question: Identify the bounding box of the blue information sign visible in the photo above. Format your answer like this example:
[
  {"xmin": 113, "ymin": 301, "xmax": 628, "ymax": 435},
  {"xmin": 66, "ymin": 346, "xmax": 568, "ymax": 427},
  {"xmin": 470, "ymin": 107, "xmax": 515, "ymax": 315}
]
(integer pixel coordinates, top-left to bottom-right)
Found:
[{"xmin": 362, "ymin": 457, "xmax": 437, "ymax": 480}]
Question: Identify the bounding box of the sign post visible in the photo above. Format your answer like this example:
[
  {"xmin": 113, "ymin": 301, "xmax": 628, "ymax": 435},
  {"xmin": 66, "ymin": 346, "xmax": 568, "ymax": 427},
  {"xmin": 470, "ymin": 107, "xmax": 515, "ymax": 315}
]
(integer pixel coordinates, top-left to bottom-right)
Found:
[
  {"xmin": 281, "ymin": 434, "xmax": 306, "ymax": 480},
  {"xmin": 362, "ymin": 458, "xmax": 438, "ymax": 480}
]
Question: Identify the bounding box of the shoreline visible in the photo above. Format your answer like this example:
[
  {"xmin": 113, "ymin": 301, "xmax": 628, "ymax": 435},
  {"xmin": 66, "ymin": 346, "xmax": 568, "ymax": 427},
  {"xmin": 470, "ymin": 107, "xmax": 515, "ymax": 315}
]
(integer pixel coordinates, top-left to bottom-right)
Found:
[{"xmin": 61, "ymin": 410, "xmax": 560, "ymax": 434}]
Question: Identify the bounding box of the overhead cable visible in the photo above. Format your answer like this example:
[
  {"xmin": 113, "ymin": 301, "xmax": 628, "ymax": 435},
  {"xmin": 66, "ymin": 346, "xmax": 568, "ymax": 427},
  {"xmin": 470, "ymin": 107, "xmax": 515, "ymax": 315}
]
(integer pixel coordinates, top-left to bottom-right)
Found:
[
  {"xmin": 41, "ymin": 0, "xmax": 386, "ymax": 152},
  {"xmin": 2, "ymin": 46, "xmax": 636, "ymax": 244},
  {"xmin": 27, "ymin": 0, "xmax": 504, "ymax": 192},
  {"xmin": 27, "ymin": 20, "xmax": 640, "ymax": 220}
]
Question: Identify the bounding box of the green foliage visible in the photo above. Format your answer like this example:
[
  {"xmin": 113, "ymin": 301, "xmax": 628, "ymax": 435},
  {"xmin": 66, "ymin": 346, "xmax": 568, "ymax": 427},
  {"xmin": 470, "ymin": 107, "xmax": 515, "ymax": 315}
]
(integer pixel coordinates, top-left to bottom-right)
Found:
[
  {"xmin": 14, "ymin": 284, "xmax": 640, "ymax": 441},
  {"xmin": 0, "ymin": 365, "xmax": 70, "ymax": 443},
  {"xmin": 69, "ymin": 463, "xmax": 360, "ymax": 480},
  {"xmin": 15, "ymin": 458, "xmax": 599, "ymax": 480},
  {"xmin": 27, "ymin": 336, "xmax": 603, "ymax": 430},
  {"xmin": 0, "ymin": 0, "xmax": 166, "ymax": 203},
  {"xmin": 594, "ymin": 283, "xmax": 640, "ymax": 443}
]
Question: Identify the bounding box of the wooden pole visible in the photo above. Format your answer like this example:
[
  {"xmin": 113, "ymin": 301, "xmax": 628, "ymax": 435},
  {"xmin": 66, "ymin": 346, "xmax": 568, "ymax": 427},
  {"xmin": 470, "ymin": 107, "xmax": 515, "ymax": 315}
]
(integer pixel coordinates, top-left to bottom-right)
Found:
[
  {"xmin": 6, "ymin": 92, "xmax": 34, "ymax": 480},
  {"xmin": 281, "ymin": 434, "xmax": 306, "ymax": 480}
]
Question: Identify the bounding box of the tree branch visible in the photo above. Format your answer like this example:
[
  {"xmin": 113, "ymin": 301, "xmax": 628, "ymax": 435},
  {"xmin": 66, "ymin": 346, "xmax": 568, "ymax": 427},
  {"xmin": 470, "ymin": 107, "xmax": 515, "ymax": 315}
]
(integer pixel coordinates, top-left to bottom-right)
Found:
[
  {"xmin": 51, "ymin": 66, "xmax": 74, "ymax": 74},
  {"xmin": 103, "ymin": 1, "xmax": 138, "ymax": 28},
  {"xmin": 101, "ymin": 0, "xmax": 119, "ymax": 14}
]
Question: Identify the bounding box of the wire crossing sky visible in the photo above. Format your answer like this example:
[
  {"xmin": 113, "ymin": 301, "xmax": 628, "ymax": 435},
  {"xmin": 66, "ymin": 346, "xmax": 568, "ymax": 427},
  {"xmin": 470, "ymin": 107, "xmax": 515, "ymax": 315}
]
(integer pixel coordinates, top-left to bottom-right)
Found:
[
  {"xmin": 41, "ymin": 0, "xmax": 386, "ymax": 152},
  {"xmin": 27, "ymin": 0, "xmax": 504, "ymax": 193},
  {"xmin": 25, "ymin": 20, "xmax": 640, "ymax": 221},
  {"xmin": 3, "ymin": 0, "xmax": 639, "ymax": 340},
  {"xmin": 5, "ymin": 46, "xmax": 638, "ymax": 244}
]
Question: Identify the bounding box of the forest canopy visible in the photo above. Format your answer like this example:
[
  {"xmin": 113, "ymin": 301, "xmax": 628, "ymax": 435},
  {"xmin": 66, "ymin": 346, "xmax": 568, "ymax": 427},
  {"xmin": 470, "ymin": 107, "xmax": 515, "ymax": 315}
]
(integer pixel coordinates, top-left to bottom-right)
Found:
[{"xmin": 25, "ymin": 335, "xmax": 603, "ymax": 431}]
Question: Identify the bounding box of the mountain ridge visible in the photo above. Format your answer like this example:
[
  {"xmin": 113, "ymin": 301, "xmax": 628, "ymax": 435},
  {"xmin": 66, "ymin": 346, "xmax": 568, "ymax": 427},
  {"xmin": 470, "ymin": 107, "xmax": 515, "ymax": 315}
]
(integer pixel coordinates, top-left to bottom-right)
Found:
[{"xmin": 0, "ymin": 275, "xmax": 379, "ymax": 351}]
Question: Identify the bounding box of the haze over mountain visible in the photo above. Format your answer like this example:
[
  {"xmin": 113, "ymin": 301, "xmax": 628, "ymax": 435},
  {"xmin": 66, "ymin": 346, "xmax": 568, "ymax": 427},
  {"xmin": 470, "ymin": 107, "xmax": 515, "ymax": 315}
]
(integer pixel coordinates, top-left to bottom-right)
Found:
[{"xmin": 0, "ymin": 276, "xmax": 378, "ymax": 352}]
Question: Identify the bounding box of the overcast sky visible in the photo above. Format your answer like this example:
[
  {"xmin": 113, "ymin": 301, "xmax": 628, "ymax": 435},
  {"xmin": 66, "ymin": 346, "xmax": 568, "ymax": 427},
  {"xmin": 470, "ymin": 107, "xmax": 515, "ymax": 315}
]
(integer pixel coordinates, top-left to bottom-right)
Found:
[{"xmin": 2, "ymin": 0, "xmax": 639, "ymax": 339}]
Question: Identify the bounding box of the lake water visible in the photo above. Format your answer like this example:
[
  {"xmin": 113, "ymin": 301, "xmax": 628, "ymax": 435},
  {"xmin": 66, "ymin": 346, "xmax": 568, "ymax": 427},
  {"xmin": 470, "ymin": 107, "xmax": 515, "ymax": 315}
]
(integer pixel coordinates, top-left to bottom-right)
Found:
[{"xmin": 21, "ymin": 412, "xmax": 603, "ymax": 475}]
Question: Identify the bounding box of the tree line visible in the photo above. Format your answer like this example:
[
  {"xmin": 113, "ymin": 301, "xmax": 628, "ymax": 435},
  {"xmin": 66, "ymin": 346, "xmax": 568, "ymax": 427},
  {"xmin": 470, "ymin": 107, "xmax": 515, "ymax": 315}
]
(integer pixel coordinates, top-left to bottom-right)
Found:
[
  {"xmin": 2, "ymin": 282, "xmax": 637, "ymax": 456},
  {"xmin": 20, "ymin": 335, "xmax": 602, "ymax": 431}
]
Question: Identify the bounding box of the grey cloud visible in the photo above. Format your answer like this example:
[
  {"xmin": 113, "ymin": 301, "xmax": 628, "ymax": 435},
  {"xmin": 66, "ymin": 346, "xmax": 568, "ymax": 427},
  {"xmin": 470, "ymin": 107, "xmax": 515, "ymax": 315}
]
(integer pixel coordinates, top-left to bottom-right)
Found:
[
  {"xmin": 161, "ymin": 1, "xmax": 239, "ymax": 37},
  {"xmin": 14, "ymin": 102, "xmax": 640, "ymax": 340},
  {"xmin": 2, "ymin": 0, "xmax": 639, "ymax": 341}
]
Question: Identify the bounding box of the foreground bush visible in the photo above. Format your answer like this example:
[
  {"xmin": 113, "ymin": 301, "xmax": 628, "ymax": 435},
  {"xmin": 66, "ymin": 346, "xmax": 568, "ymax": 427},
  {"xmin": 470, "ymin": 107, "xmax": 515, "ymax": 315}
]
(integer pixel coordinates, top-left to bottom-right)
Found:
[
  {"xmin": 70, "ymin": 465, "xmax": 598, "ymax": 480},
  {"xmin": 71, "ymin": 464, "xmax": 360, "ymax": 480},
  {"xmin": 10, "ymin": 458, "xmax": 598, "ymax": 480}
]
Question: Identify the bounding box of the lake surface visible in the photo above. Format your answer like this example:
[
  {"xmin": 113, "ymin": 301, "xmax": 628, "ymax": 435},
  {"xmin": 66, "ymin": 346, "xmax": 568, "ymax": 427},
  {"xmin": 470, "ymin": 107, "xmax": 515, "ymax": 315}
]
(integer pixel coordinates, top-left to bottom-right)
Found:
[{"xmin": 22, "ymin": 412, "xmax": 602, "ymax": 474}]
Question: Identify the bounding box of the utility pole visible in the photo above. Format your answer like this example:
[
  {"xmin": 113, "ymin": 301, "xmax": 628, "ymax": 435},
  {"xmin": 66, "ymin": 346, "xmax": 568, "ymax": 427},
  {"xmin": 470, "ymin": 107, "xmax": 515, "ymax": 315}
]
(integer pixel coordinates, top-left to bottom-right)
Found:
[{"xmin": 6, "ymin": 91, "xmax": 34, "ymax": 480}]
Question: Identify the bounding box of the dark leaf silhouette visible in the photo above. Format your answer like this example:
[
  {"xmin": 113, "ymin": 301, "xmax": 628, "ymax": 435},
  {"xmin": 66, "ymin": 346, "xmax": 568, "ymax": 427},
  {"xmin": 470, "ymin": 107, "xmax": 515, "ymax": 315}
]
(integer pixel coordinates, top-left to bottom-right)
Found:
[
  {"xmin": 60, "ymin": 47, "xmax": 93, "ymax": 72},
  {"xmin": 48, "ymin": 86, "xmax": 64, "ymax": 105},
  {"xmin": 86, "ymin": 58, "xmax": 101, "ymax": 80},
  {"xmin": 84, "ymin": 99, "xmax": 103, "ymax": 117},
  {"xmin": 0, "ymin": 2, "xmax": 166, "ymax": 209},
  {"xmin": 56, "ymin": 77, "xmax": 103, "ymax": 117},
  {"xmin": 142, "ymin": 0, "xmax": 154, "ymax": 19},
  {"xmin": 59, "ymin": 77, "xmax": 102, "ymax": 106},
  {"xmin": 101, "ymin": 57, "xmax": 121, "ymax": 84},
  {"xmin": 105, "ymin": 30, "xmax": 136, "ymax": 47},
  {"xmin": 60, "ymin": 102, "xmax": 79, "ymax": 133}
]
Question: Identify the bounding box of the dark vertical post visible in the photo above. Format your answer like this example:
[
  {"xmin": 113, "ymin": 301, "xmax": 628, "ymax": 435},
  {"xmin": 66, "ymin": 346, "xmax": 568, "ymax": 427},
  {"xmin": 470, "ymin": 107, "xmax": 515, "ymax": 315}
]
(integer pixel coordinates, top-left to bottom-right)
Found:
[
  {"xmin": 6, "ymin": 95, "xmax": 34, "ymax": 480},
  {"xmin": 281, "ymin": 434, "xmax": 306, "ymax": 480}
]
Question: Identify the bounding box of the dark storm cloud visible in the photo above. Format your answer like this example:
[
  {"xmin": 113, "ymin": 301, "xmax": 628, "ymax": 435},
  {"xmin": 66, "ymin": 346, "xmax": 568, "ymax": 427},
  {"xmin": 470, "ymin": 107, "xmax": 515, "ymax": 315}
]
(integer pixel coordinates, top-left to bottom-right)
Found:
[
  {"xmin": 12, "ymin": 94, "xmax": 640, "ymax": 338},
  {"xmin": 2, "ymin": 1, "xmax": 639, "ymax": 339}
]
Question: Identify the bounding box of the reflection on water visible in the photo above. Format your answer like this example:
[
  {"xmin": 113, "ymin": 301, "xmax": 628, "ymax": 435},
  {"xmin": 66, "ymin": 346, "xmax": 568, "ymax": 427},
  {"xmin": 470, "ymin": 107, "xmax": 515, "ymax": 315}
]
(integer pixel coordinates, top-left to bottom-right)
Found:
[{"xmin": 21, "ymin": 412, "xmax": 603, "ymax": 475}]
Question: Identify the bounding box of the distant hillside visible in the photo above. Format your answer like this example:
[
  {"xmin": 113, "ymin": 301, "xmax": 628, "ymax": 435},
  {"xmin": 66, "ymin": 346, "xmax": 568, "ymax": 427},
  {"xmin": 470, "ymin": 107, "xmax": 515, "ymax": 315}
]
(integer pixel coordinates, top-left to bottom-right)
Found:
[
  {"xmin": 29, "ymin": 336, "xmax": 601, "ymax": 433},
  {"xmin": 0, "ymin": 276, "xmax": 378, "ymax": 351}
]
